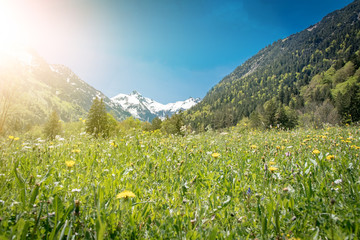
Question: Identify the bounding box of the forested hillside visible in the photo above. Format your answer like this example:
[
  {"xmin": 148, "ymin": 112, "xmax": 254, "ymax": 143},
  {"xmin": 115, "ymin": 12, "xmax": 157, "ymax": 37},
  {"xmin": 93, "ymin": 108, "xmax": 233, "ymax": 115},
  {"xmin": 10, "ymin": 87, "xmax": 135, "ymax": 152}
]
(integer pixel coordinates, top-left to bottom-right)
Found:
[
  {"xmin": 0, "ymin": 49, "xmax": 130, "ymax": 134},
  {"xmin": 185, "ymin": 0, "xmax": 360, "ymax": 130}
]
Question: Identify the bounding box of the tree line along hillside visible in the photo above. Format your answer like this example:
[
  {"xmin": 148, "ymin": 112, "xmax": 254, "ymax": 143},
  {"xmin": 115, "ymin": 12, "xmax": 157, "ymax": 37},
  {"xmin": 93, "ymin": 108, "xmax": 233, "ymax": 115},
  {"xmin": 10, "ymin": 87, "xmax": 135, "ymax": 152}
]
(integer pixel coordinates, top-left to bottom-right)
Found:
[{"xmin": 185, "ymin": 0, "xmax": 360, "ymax": 131}]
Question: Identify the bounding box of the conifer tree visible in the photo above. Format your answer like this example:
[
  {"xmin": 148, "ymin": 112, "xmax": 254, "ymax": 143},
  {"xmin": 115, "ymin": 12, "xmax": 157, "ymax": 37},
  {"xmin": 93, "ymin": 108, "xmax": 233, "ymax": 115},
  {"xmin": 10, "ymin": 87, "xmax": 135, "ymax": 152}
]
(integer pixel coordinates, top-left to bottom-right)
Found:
[
  {"xmin": 44, "ymin": 110, "xmax": 62, "ymax": 140},
  {"xmin": 85, "ymin": 98, "xmax": 109, "ymax": 138},
  {"xmin": 151, "ymin": 117, "xmax": 162, "ymax": 131}
]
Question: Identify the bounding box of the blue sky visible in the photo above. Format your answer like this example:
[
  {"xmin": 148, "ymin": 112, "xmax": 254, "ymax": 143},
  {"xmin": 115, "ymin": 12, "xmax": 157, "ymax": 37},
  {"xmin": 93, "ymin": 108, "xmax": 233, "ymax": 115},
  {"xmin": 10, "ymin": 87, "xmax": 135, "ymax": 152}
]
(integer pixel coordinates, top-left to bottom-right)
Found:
[{"xmin": 12, "ymin": 0, "xmax": 353, "ymax": 103}]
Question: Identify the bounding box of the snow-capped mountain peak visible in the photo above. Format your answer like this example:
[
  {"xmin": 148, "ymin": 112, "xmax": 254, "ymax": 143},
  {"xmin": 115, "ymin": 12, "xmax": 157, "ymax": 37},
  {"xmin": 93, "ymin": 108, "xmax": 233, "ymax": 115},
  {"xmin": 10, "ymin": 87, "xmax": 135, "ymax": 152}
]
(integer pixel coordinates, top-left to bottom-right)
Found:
[{"xmin": 111, "ymin": 91, "xmax": 200, "ymax": 121}]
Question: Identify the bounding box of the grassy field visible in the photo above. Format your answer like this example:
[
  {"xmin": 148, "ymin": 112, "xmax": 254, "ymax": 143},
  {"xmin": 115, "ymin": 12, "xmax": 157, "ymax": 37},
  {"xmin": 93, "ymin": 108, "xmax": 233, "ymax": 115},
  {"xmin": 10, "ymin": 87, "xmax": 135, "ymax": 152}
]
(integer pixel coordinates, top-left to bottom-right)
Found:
[{"xmin": 0, "ymin": 125, "xmax": 359, "ymax": 239}]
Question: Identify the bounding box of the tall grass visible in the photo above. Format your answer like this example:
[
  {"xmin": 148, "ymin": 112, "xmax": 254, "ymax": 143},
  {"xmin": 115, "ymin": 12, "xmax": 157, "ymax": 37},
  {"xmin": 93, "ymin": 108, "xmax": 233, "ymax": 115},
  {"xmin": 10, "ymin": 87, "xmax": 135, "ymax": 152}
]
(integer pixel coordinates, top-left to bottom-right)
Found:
[{"xmin": 0, "ymin": 126, "xmax": 359, "ymax": 239}]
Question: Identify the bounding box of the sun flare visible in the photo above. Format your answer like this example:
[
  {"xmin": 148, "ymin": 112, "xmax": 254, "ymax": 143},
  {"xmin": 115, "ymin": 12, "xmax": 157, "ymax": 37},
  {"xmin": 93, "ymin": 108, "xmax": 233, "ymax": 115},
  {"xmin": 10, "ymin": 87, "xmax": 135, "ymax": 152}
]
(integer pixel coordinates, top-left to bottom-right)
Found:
[{"xmin": 0, "ymin": 1, "xmax": 30, "ymax": 54}]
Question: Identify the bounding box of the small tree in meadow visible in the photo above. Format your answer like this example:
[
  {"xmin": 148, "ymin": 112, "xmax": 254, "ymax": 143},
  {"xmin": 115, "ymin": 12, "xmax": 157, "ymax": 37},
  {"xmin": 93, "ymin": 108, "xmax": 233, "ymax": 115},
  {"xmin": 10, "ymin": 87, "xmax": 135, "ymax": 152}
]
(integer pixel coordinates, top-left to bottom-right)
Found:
[
  {"xmin": 151, "ymin": 117, "xmax": 162, "ymax": 131},
  {"xmin": 44, "ymin": 110, "xmax": 62, "ymax": 140},
  {"xmin": 86, "ymin": 97, "xmax": 109, "ymax": 138}
]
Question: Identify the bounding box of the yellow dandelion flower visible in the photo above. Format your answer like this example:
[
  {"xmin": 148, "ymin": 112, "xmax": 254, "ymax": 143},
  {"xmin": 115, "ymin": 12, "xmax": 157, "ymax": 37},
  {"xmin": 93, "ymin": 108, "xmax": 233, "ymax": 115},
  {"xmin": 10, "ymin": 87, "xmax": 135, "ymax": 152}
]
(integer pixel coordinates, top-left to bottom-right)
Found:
[
  {"xmin": 65, "ymin": 160, "xmax": 76, "ymax": 167},
  {"xmin": 269, "ymin": 161, "xmax": 276, "ymax": 165},
  {"xmin": 276, "ymin": 146, "xmax": 280, "ymax": 149},
  {"xmin": 326, "ymin": 155, "xmax": 335, "ymax": 160},
  {"xmin": 212, "ymin": 152, "xmax": 220, "ymax": 158},
  {"xmin": 269, "ymin": 166, "xmax": 278, "ymax": 172},
  {"xmin": 250, "ymin": 145, "xmax": 258, "ymax": 149},
  {"xmin": 14, "ymin": 137, "xmax": 19, "ymax": 141},
  {"xmin": 312, "ymin": 149, "xmax": 320, "ymax": 154},
  {"xmin": 116, "ymin": 190, "xmax": 136, "ymax": 199},
  {"xmin": 8, "ymin": 135, "xmax": 14, "ymax": 139},
  {"xmin": 72, "ymin": 149, "xmax": 81, "ymax": 153}
]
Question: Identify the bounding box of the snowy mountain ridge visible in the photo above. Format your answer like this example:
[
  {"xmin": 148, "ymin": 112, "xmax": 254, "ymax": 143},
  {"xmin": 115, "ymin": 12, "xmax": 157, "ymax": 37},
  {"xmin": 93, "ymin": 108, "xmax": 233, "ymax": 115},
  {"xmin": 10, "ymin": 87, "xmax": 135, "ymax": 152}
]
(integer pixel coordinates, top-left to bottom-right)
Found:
[{"xmin": 111, "ymin": 91, "xmax": 201, "ymax": 121}]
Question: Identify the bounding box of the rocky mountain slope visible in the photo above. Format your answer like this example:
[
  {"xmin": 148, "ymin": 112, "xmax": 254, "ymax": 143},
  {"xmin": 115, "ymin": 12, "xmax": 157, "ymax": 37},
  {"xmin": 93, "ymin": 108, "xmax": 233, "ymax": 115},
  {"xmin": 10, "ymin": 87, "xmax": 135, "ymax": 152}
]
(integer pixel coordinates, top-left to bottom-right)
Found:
[{"xmin": 0, "ymin": 48, "xmax": 130, "ymax": 131}]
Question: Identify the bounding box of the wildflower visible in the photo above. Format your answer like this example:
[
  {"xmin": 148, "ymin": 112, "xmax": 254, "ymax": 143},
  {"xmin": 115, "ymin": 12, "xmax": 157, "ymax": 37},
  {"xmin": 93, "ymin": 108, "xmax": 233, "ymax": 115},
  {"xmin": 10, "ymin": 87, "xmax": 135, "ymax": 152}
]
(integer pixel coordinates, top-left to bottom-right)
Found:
[
  {"xmin": 65, "ymin": 160, "xmax": 76, "ymax": 167},
  {"xmin": 276, "ymin": 146, "xmax": 280, "ymax": 149},
  {"xmin": 250, "ymin": 145, "xmax": 257, "ymax": 149},
  {"xmin": 269, "ymin": 166, "xmax": 278, "ymax": 172},
  {"xmin": 71, "ymin": 188, "xmax": 81, "ymax": 192},
  {"xmin": 269, "ymin": 161, "xmax": 276, "ymax": 165},
  {"xmin": 334, "ymin": 179, "xmax": 342, "ymax": 184},
  {"xmin": 211, "ymin": 152, "xmax": 220, "ymax": 158},
  {"xmin": 312, "ymin": 149, "xmax": 320, "ymax": 154},
  {"xmin": 326, "ymin": 155, "xmax": 335, "ymax": 160},
  {"xmin": 285, "ymin": 152, "xmax": 291, "ymax": 157},
  {"xmin": 237, "ymin": 216, "xmax": 246, "ymax": 223},
  {"xmin": 246, "ymin": 187, "xmax": 251, "ymax": 195},
  {"xmin": 8, "ymin": 136, "xmax": 14, "ymax": 140},
  {"xmin": 116, "ymin": 190, "xmax": 136, "ymax": 199},
  {"xmin": 14, "ymin": 137, "xmax": 19, "ymax": 141},
  {"xmin": 72, "ymin": 149, "xmax": 81, "ymax": 153}
]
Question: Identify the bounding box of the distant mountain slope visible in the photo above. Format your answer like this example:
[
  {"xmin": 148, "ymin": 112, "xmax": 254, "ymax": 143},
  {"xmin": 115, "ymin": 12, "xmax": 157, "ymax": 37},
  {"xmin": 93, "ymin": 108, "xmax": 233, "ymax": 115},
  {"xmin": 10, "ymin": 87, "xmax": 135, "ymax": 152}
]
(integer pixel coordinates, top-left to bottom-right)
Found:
[
  {"xmin": 111, "ymin": 91, "xmax": 200, "ymax": 121},
  {"xmin": 0, "ymin": 48, "xmax": 130, "ymax": 131},
  {"xmin": 186, "ymin": 0, "xmax": 360, "ymax": 130}
]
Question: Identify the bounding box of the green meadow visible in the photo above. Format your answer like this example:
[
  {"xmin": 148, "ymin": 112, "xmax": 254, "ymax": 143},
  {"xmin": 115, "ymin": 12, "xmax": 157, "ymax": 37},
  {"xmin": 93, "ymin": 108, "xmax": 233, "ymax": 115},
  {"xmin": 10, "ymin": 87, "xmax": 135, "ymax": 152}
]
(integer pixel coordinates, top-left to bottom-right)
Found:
[{"xmin": 0, "ymin": 125, "xmax": 359, "ymax": 239}]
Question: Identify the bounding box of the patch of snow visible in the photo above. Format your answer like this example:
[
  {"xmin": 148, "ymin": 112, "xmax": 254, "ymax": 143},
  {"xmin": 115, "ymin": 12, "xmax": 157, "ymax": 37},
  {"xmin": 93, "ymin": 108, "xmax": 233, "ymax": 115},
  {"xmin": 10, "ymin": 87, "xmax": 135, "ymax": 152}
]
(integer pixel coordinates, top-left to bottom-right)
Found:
[
  {"xmin": 163, "ymin": 98, "xmax": 199, "ymax": 112},
  {"xmin": 95, "ymin": 91, "xmax": 102, "ymax": 99},
  {"xmin": 127, "ymin": 108, "xmax": 140, "ymax": 118},
  {"xmin": 307, "ymin": 24, "xmax": 317, "ymax": 32},
  {"xmin": 50, "ymin": 65, "xmax": 60, "ymax": 73},
  {"xmin": 111, "ymin": 91, "xmax": 201, "ymax": 120}
]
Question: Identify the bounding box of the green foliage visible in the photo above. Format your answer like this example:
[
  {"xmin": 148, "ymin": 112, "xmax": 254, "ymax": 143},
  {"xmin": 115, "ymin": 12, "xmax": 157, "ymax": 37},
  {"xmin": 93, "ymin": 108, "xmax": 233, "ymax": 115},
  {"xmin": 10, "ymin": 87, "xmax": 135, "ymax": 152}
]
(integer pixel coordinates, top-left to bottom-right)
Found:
[
  {"xmin": 43, "ymin": 111, "xmax": 62, "ymax": 140},
  {"xmin": 118, "ymin": 117, "xmax": 142, "ymax": 133},
  {"xmin": 151, "ymin": 117, "xmax": 162, "ymax": 131},
  {"xmin": 1, "ymin": 126, "xmax": 360, "ymax": 238},
  {"xmin": 0, "ymin": 59, "xmax": 130, "ymax": 129},
  {"xmin": 107, "ymin": 113, "xmax": 119, "ymax": 136},
  {"xmin": 262, "ymin": 99, "xmax": 277, "ymax": 128},
  {"xmin": 249, "ymin": 111, "xmax": 262, "ymax": 128},
  {"xmin": 161, "ymin": 112, "xmax": 184, "ymax": 135},
  {"xmin": 249, "ymin": 100, "xmax": 298, "ymax": 130},
  {"xmin": 85, "ymin": 98, "xmax": 109, "ymax": 138},
  {"xmin": 186, "ymin": 1, "xmax": 360, "ymax": 130}
]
